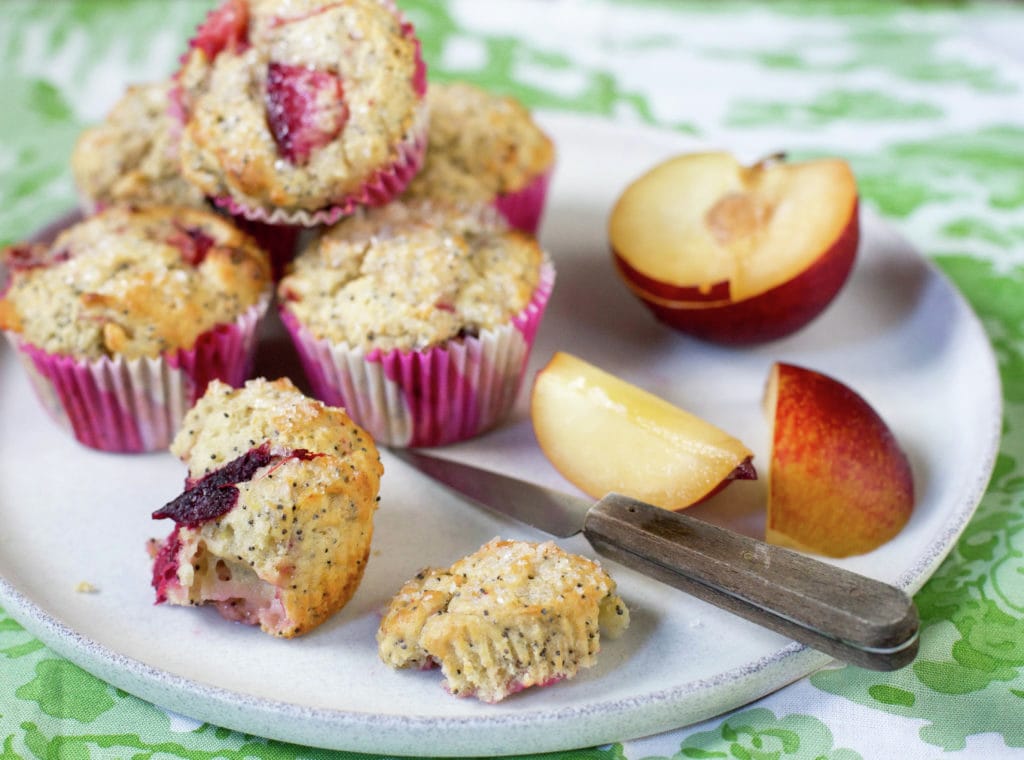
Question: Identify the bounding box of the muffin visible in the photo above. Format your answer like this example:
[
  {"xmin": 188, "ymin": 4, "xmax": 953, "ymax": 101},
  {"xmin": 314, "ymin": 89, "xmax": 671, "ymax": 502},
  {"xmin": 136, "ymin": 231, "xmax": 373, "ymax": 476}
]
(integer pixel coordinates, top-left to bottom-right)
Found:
[
  {"xmin": 404, "ymin": 82, "xmax": 555, "ymax": 234},
  {"xmin": 71, "ymin": 80, "xmax": 208, "ymax": 213},
  {"xmin": 176, "ymin": 0, "xmax": 428, "ymax": 226},
  {"xmin": 149, "ymin": 376, "xmax": 382, "ymax": 637},
  {"xmin": 277, "ymin": 199, "xmax": 555, "ymax": 446},
  {"xmin": 378, "ymin": 539, "xmax": 630, "ymax": 702},
  {"xmin": 0, "ymin": 205, "xmax": 272, "ymax": 452},
  {"xmin": 70, "ymin": 78, "xmax": 299, "ymax": 277}
]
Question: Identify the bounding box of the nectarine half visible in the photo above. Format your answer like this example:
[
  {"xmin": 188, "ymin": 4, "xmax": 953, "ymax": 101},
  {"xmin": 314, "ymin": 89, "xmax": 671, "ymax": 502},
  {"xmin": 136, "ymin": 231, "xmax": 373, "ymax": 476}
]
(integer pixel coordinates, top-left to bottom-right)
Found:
[
  {"xmin": 610, "ymin": 152, "xmax": 860, "ymax": 344},
  {"xmin": 764, "ymin": 362, "xmax": 914, "ymax": 557}
]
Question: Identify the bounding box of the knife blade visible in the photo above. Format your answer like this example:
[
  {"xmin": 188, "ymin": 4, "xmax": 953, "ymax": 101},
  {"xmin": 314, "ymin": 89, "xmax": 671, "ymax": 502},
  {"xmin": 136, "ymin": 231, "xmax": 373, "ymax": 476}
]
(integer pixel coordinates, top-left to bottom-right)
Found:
[{"xmin": 390, "ymin": 448, "xmax": 919, "ymax": 671}]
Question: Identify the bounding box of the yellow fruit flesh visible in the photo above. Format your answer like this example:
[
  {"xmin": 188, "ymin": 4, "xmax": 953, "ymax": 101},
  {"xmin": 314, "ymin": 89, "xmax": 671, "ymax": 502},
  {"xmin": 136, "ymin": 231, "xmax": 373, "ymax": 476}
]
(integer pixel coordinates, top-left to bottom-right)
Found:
[
  {"xmin": 531, "ymin": 352, "xmax": 753, "ymax": 510},
  {"xmin": 609, "ymin": 152, "xmax": 857, "ymax": 301}
]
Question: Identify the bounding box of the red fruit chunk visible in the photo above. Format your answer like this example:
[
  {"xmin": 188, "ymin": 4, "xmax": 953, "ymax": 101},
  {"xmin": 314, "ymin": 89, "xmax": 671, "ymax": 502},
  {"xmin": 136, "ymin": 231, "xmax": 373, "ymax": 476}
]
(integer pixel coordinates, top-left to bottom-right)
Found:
[
  {"xmin": 167, "ymin": 225, "xmax": 216, "ymax": 266},
  {"xmin": 150, "ymin": 527, "xmax": 184, "ymax": 603},
  {"xmin": 4, "ymin": 244, "xmax": 71, "ymax": 272},
  {"xmin": 154, "ymin": 443, "xmax": 275, "ymax": 527},
  {"xmin": 269, "ymin": 2, "xmax": 344, "ymax": 27},
  {"xmin": 153, "ymin": 443, "xmax": 321, "ymax": 528},
  {"xmin": 265, "ymin": 62, "xmax": 348, "ymax": 165},
  {"xmin": 192, "ymin": 0, "xmax": 250, "ymax": 61}
]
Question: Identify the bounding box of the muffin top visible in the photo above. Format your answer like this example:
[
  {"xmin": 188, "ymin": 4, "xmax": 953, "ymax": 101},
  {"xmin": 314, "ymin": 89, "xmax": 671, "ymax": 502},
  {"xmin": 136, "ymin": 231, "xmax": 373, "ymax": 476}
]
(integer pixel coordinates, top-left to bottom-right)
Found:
[
  {"xmin": 279, "ymin": 200, "xmax": 545, "ymax": 352},
  {"xmin": 0, "ymin": 206, "xmax": 271, "ymax": 360},
  {"xmin": 71, "ymin": 81, "xmax": 208, "ymax": 212},
  {"xmin": 177, "ymin": 0, "xmax": 426, "ymax": 216},
  {"xmin": 377, "ymin": 538, "xmax": 629, "ymax": 700},
  {"xmin": 404, "ymin": 82, "xmax": 554, "ymax": 204},
  {"xmin": 381, "ymin": 539, "xmax": 629, "ymax": 653},
  {"xmin": 170, "ymin": 376, "xmax": 380, "ymax": 479}
]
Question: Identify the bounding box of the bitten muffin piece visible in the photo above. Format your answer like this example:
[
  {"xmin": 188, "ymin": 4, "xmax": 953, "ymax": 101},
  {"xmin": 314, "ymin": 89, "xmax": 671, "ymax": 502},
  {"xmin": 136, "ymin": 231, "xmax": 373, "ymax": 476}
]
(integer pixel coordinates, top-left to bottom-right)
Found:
[
  {"xmin": 0, "ymin": 205, "xmax": 270, "ymax": 360},
  {"xmin": 149, "ymin": 377, "xmax": 383, "ymax": 637},
  {"xmin": 404, "ymin": 82, "xmax": 554, "ymax": 205},
  {"xmin": 378, "ymin": 539, "xmax": 629, "ymax": 702},
  {"xmin": 278, "ymin": 199, "xmax": 543, "ymax": 353},
  {"xmin": 71, "ymin": 81, "xmax": 208, "ymax": 212},
  {"xmin": 177, "ymin": 0, "xmax": 426, "ymax": 219}
]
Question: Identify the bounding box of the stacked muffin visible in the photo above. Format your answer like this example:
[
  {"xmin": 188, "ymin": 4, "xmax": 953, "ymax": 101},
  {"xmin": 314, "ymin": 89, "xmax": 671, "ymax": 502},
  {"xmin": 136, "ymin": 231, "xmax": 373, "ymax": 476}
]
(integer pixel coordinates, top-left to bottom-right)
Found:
[
  {"xmin": 405, "ymin": 81, "xmax": 555, "ymax": 234},
  {"xmin": 71, "ymin": 81, "xmax": 208, "ymax": 213},
  {"xmin": 175, "ymin": 0, "xmax": 428, "ymax": 225}
]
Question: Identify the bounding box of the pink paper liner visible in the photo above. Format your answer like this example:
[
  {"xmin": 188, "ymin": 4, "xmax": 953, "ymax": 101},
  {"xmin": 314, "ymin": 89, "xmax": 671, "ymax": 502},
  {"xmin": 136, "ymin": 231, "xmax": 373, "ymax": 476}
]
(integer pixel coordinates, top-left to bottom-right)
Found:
[
  {"xmin": 213, "ymin": 101, "xmax": 429, "ymax": 227},
  {"xmin": 234, "ymin": 218, "xmax": 302, "ymax": 280},
  {"xmin": 493, "ymin": 168, "xmax": 553, "ymax": 236},
  {"xmin": 280, "ymin": 260, "xmax": 556, "ymax": 447},
  {"xmin": 4, "ymin": 295, "xmax": 269, "ymax": 453}
]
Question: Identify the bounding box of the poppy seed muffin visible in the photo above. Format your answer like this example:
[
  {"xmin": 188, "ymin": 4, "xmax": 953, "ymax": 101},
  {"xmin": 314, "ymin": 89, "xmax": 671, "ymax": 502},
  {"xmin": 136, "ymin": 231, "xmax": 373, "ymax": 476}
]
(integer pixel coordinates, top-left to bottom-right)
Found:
[
  {"xmin": 71, "ymin": 80, "xmax": 208, "ymax": 213},
  {"xmin": 277, "ymin": 199, "xmax": 555, "ymax": 446},
  {"xmin": 279, "ymin": 200, "xmax": 543, "ymax": 353},
  {"xmin": 150, "ymin": 376, "xmax": 383, "ymax": 637},
  {"xmin": 0, "ymin": 205, "xmax": 271, "ymax": 452},
  {"xmin": 0, "ymin": 205, "xmax": 270, "ymax": 360},
  {"xmin": 404, "ymin": 82, "xmax": 554, "ymax": 233},
  {"xmin": 177, "ymin": 0, "xmax": 428, "ymax": 224},
  {"xmin": 378, "ymin": 539, "xmax": 630, "ymax": 702}
]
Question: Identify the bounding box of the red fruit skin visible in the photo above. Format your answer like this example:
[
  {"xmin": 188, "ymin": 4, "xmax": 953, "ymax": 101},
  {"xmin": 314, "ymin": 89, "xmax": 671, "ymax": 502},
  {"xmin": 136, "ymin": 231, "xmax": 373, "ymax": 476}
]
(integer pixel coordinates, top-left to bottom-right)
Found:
[
  {"xmin": 613, "ymin": 255, "xmax": 731, "ymax": 304},
  {"xmin": 265, "ymin": 63, "xmax": 348, "ymax": 165},
  {"xmin": 191, "ymin": 0, "xmax": 250, "ymax": 61},
  {"xmin": 166, "ymin": 225, "xmax": 216, "ymax": 267},
  {"xmin": 684, "ymin": 456, "xmax": 757, "ymax": 508},
  {"xmin": 613, "ymin": 201, "xmax": 860, "ymax": 345},
  {"xmin": 768, "ymin": 362, "xmax": 915, "ymax": 557}
]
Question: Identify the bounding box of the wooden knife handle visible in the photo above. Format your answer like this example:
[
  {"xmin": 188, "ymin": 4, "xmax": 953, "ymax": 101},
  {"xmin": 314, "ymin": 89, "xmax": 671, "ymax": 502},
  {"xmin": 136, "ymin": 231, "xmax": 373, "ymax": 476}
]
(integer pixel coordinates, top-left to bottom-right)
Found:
[{"xmin": 584, "ymin": 493, "xmax": 919, "ymax": 671}]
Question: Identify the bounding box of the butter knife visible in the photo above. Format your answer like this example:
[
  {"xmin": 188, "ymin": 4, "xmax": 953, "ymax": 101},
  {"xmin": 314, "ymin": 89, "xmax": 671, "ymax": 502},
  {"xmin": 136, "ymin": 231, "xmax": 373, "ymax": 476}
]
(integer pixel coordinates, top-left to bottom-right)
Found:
[{"xmin": 390, "ymin": 449, "xmax": 919, "ymax": 671}]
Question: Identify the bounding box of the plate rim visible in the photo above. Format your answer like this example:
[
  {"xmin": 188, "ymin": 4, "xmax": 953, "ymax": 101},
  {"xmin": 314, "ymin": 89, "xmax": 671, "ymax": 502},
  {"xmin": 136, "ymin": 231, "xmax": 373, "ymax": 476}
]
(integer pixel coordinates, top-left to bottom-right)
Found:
[{"xmin": 0, "ymin": 111, "xmax": 1004, "ymax": 756}]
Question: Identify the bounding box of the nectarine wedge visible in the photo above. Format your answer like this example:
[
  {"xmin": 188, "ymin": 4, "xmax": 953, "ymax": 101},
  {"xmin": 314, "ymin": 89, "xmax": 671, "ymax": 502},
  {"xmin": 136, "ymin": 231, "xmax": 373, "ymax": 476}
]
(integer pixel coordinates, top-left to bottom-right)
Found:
[
  {"xmin": 764, "ymin": 362, "xmax": 914, "ymax": 557},
  {"xmin": 610, "ymin": 152, "xmax": 859, "ymax": 344},
  {"xmin": 530, "ymin": 352, "xmax": 755, "ymax": 510}
]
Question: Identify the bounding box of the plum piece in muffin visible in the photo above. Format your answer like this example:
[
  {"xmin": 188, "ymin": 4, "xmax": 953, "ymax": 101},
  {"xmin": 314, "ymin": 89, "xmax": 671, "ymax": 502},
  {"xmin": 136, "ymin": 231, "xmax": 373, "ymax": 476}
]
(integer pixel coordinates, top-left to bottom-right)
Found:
[
  {"xmin": 149, "ymin": 376, "xmax": 383, "ymax": 637},
  {"xmin": 378, "ymin": 539, "xmax": 629, "ymax": 702}
]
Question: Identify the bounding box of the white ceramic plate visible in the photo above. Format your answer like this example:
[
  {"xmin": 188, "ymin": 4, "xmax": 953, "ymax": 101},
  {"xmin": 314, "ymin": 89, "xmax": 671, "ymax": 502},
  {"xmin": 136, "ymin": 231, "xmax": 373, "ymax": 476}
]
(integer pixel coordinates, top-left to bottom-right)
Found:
[{"xmin": 0, "ymin": 114, "xmax": 1002, "ymax": 757}]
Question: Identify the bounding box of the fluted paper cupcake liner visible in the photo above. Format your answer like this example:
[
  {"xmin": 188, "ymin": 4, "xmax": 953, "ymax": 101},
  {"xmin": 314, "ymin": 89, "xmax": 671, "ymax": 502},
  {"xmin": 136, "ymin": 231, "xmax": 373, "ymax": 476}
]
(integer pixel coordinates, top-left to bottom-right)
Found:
[
  {"xmin": 280, "ymin": 260, "xmax": 555, "ymax": 447},
  {"xmin": 493, "ymin": 168, "xmax": 553, "ymax": 235},
  {"xmin": 5, "ymin": 295, "xmax": 269, "ymax": 453}
]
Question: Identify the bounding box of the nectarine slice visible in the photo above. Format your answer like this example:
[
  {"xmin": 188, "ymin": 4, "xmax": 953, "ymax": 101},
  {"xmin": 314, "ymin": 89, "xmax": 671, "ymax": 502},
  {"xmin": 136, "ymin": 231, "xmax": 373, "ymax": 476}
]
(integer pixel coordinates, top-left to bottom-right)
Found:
[
  {"xmin": 609, "ymin": 152, "xmax": 859, "ymax": 344},
  {"xmin": 531, "ymin": 352, "xmax": 755, "ymax": 510},
  {"xmin": 764, "ymin": 362, "xmax": 914, "ymax": 557}
]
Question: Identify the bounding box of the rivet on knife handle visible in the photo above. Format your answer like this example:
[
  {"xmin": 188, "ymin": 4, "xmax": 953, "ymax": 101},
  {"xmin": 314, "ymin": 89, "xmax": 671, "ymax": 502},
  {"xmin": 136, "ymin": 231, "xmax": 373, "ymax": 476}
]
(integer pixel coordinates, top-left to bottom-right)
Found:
[{"xmin": 584, "ymin": 494, "xmax": 919, "ymax": 671}]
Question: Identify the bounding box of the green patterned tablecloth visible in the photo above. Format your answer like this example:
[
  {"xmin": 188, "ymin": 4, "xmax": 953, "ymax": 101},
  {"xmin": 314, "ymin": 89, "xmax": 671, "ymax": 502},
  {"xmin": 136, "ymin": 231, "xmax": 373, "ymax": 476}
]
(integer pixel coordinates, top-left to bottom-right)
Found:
[{"xmin": 2, "ymin": 1, "xmax": 1024, "ymax": 757}]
